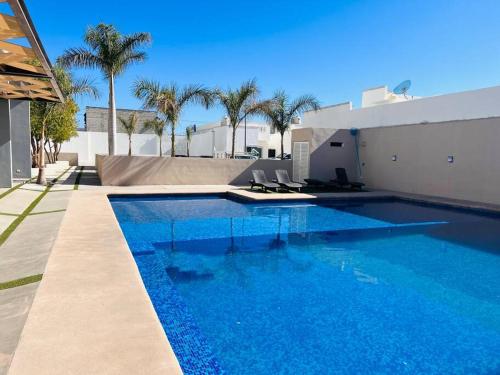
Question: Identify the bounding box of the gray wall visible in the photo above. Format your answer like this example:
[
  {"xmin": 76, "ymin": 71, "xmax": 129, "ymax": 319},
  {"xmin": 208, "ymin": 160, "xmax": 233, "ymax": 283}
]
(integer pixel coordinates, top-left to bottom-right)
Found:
[
  {"xmin": 291, "ymin": 128, "xmax": 358, "ymax": 181},
  {"xmin": 85, "ymin": 107, "xmax": 157, "ymax": 134},
  {"xmin": 96, "ymin": 155, "xmax": 292, "ymax": 186},
  {"xmin": 0, "ymin": 99, "xmax": 12, "ymax": 187},
  {"xmin": 10, "ymin": 100, "xmax": 31, "ymax": 179},
  {"xmin": 359, "ymin": 117, "xmax": 500, "ymax": 205}
]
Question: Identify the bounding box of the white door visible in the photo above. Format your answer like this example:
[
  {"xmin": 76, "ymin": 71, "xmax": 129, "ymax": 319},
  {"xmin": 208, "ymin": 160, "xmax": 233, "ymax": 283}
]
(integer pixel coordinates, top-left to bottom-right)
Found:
[{"xmin": 292, "ymin": 142, "xmax": 310, "ymax": 182}]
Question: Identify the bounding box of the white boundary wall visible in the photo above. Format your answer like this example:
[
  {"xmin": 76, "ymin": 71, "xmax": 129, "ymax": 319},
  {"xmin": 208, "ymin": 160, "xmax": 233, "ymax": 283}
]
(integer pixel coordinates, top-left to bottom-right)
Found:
[
  {"xmin": 62, "ymin": 127, "xmax": 290, "ymax": 166},
  {"xmin": 61, "ymin": 131, "xmax": 186, "ymax": 166}
]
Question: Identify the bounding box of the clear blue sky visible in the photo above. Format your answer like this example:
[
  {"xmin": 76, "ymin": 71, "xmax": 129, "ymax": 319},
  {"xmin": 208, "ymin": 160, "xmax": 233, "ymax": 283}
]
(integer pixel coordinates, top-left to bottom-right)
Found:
[{"xmin": 26, "ymin": 0, "xmax": 500, "ymax": 131}]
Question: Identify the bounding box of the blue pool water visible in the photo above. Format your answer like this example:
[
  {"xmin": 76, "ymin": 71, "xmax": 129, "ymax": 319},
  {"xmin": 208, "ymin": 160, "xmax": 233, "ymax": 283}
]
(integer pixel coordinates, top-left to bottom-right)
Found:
[{"xmin": 110, "ymin": 195, "xmax": 500, "ymax": 375}]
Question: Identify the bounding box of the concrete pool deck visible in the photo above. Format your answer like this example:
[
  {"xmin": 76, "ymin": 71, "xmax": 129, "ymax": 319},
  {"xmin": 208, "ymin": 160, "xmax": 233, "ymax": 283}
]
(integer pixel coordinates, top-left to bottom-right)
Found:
[{"xmin": 6, "ymin": 181, "xmax": 500, "ymax": 374}]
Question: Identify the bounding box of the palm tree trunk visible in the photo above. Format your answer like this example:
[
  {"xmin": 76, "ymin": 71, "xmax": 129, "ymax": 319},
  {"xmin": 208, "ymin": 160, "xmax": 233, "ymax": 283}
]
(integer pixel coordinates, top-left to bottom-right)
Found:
[
  {"xmin": 108, "ymin": 73, "xmax": 117, "ymax": 155},
  {"xmin": 281, "ymin": 132, "xmax": 285, "ymax": 160},
  {"xmin": 159, "ymin": 136, "xmax": 162, "ymax": 156},
  {"xmin": 31, "ymin": 136, "xmax": 38, "ymax": 167},
  {"xmin": 36, "ymin": 123, "xmax": 46, "ymax": 185},
  {"xmin": 170, "ymin": 123, "xmax": 176, "ymax": 157},
  {"xmin": 187, "ymin": 141, "xmax": 190, "ymax": 157},
  {"xmin": 128, "ymin": 136, "xmax": 132, "ymax": 156},
  {"xmin": 231, "ymin": 125, "xmax": 236, "ymax": 158}
]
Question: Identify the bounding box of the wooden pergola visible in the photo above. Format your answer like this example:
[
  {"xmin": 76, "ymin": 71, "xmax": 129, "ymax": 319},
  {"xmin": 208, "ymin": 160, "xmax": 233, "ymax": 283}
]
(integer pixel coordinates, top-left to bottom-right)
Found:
[{"xmin": 0, "ymin": 0, "xmax": 63, "ymax": 102}]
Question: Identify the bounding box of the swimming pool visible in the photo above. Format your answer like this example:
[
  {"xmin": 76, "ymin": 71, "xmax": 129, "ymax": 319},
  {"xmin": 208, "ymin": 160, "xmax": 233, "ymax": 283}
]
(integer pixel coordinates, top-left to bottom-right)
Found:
[{"xmin": 110, "ymin": 195, "xmax": 500, "ymax": 375}]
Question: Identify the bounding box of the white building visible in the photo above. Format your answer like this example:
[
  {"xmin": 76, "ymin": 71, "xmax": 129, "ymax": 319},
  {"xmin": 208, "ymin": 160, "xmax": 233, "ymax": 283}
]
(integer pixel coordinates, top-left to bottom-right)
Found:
[
  {"xmin": 176, "ymin": 117, "xmax": 294, "ymax": 159},
  {"xmin": 302, "ymin": 84, "xmax": 500, "ymax": 129}
]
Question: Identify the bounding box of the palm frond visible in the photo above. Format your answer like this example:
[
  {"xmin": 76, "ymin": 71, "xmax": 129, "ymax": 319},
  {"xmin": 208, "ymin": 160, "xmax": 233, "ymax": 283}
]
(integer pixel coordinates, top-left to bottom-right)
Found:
[
  {"xmin": 133, "ymin": 79, "xmax": 162, "ymax": 109},
  {"xmin": 120, "ymin": 32, "xmax": 152, "ymax": 54},
  {"xmin": 178, "ymin": 84, "xmax": 214, "ymax": 109},
  {"xmin": 70, "ymin": 77, "xmax": 100, "ymax": 99},
  {"xmin": 288, "ymin": 94, "xmax": 320, "ymax": 117},
  {"xmin": 119, "ymin": 113, "xmax": 138, "ymax": 136},
  {"xmin": 57, "ymin": 48, "xmax": 102, "ymax": 70},
  {"xmin": 214, "ymin": 79, "xmax": 260, "ymax": 129},
  {"xmin": 144, "ymin": 117, "xmax": 166, "ymax": 138}
]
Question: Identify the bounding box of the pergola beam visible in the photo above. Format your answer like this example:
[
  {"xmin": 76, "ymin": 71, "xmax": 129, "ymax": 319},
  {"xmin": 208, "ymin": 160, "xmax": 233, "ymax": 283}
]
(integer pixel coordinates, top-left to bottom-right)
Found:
[{"xmin": 0, "ymin": 0, "xmax": 63, "ymax": 102}]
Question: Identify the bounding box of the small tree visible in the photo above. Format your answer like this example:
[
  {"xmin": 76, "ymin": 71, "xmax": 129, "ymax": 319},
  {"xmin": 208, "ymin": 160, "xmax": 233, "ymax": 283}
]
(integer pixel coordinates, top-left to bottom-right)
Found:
[
  {"xmin": 213, "ymin": 79, "xmax": 268, "ymax": 158},
  {"xmin": 186, "ymin": 126, "xmax": 193, "ymax": 157},
  {"xmin": 144, "ymin": 117, "xmax": 166, "ymax": 156},
  {"xmin": 133, "ymin": 80, "xmax": 213, "ymax": 156},
  {"xmin": 261, "ymin": 91, "xmax": 320, "ymax": 159},
  {"xmin": 45, "ymin": 99, "xmax": 79, "ymax": 163},
  {"xmin": 58, "ymin": 24, "xmax": 151, "ymax": 156},
  {"xmin": 119, "ymin": 113, "xmax": 138, "ymax": 156},
  {"xmin": 30, "ymin": 65, "xmax": 98, "ymax": 184}
]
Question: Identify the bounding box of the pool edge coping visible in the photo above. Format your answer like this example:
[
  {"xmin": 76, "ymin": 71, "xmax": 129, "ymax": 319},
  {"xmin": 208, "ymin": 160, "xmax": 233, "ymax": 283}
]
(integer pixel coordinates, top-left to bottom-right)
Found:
[{"xmin": 7, "ymin": 189, "xmax": 186, "ymax": 375}]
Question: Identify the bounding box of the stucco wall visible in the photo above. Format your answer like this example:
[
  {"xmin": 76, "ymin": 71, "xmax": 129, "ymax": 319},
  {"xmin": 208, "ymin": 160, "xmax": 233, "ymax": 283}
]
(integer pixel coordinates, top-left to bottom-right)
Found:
[
  {"xmin": 96, "ymin": 155, "xmax": 292, "ymax": 186},
  {"xmin": 61, "ymin": 131, "xmax": 187, "ymax": 166},
  {"xmin": 359, "ymin": 117, "xmax": 500, "ymax": 205},
  {"xmin": 291, "ymin": 128, "xmax": 358, "ymax": 181}
]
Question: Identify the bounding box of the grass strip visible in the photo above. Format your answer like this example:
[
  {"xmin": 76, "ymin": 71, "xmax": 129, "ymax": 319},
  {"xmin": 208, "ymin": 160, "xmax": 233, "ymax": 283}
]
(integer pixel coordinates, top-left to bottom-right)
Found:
[
  {"xmin": 0, "ymin": 212, "xmax": 19, "ymax": 217},
  {"xmin": 29, "ymin": 209, "xmax": 66, "ymax": 216},
  {"xmin": 0, "ymin": 167, "xmax": 70, "ymax": 248},
  {"xmin": 74, "ymin": 166, "xmax": 84, "ymax": 190},
  {"xmin": 0, "ymin": 274, "xmax": 43, "ymax": 290},
  {"xmin": 0, "ymin": 178, "xmax": 34, "ymax": 201}
]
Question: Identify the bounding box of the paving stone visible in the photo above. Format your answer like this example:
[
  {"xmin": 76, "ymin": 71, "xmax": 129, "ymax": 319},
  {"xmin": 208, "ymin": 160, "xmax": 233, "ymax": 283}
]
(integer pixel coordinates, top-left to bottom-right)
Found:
[
  {"xmin": 0, "ymin": 190, "xmax": 40, "ymax": 215},
  {"xmin": 31, "ymin": 191, "xmax": 72, "ymax": 213},
  {"xmin": 0, "ymin": 282, "xmax": 39, "ymax": 375},
  {"xmin": 0, "ymin": 212, "xmax": 65, "ymax": 283}
]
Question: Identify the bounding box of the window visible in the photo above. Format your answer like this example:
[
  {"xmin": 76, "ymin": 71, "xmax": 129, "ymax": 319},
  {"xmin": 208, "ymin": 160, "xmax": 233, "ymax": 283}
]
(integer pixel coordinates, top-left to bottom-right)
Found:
[
  {"xmin": 268, "ymin": 149, "xmax": 276, "ymax": 158},
  {"xmin": 330, "ymin": 142, "xmax": 344, "ymax": 147}
]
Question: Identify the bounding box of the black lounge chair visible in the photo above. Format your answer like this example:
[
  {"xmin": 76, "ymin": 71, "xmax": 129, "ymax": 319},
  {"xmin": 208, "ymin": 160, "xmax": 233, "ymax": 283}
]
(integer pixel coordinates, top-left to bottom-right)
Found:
[
  {"xmin": 275, "ymin": 170, "xmax": 303, "ymax": 192},
  {"xmin": 249, "ymin": 170, "xmax": 281, "ymax": 192},
  {"xmin": 303, "ymin": 178, "xmax": 338, "ymax": 189},
  {"xmin": 331, "ymin": 168, "xmax": 365, "ymax": 190}
]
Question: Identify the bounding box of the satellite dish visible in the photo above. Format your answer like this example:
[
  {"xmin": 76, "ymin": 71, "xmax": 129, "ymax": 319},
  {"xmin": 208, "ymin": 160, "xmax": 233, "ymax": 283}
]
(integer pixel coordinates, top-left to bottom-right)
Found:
[{"xmin": 393, "ymin": 80, "xmax": 411, "ymax": 97}]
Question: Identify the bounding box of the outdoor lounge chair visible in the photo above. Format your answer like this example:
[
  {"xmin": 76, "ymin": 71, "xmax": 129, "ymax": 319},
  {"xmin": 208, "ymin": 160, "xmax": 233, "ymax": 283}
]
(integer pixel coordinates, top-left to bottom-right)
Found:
[
  {"xmin": 304, "ymin": 178, "xmax": 327, "ymax": 188},
  {"xmin": 303, "ymin": 178, "xmax": 339, "ymax": 189},
  {"xmin": 275, "ymin": 170, "xmax": 303, "ymax": 192},
  {"xmin": 250, "ymin": 170, "xmax": 281, "ymax": 192},
  {"xmin": 331, "ymin": 168, "xmax": 365, "ymax": 190}
]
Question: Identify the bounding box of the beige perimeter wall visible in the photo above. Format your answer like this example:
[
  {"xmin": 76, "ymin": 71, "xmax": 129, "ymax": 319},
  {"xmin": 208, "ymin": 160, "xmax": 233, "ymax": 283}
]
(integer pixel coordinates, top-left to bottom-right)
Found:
[
  {"xmin": 96, "ymin": 155, "xmax": 292, "ymax": 186},
  {"xmin": 359, "ymin": 117, "xmax": 500, "ymax": 205}
]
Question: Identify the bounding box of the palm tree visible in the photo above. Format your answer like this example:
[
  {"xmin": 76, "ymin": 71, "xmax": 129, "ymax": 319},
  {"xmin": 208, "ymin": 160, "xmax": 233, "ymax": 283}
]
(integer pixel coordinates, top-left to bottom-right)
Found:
[
  {"xmin": 262, "ymin": 91, "xmax": 320, "ymax": 159},
  {"xmin": 58, "ymin": 24, "xmax": 151, "ymax": 155},
  {"xmin": 186, "ymin": 126, "xmax": 193, "ymax": 157},
  {"xmin": 144, "ymin": 117, "xmax": 166, "ymax": 156},
  {"xmin": 133, "ymin": 80, "xmax": 213, "ymax": 156},
  {"xmin": 119, "ymin": 113, "xmax": 138, "ymax": 156},
  {"xmin": 213, "ymin": 79, "xmax": 268, "ymax": 158},
  {"xmin": 31, "ymin": 65, "xmax": 98, "ymax": 185}
]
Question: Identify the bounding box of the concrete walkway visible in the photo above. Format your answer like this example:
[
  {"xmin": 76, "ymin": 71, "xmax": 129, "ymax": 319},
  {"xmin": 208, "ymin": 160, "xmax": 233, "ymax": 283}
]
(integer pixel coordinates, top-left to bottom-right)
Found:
[{"xmin": 0, "ymin": 165, "xmax": 79, "ymax": 375}]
